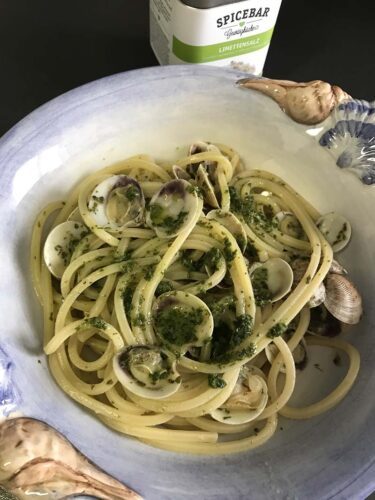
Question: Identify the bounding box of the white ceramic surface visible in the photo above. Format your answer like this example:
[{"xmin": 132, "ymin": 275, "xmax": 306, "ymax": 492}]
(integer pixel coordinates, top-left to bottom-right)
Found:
[{"xmin": 0, "ymin": 65, "xmax": 374, "ymax": 499}]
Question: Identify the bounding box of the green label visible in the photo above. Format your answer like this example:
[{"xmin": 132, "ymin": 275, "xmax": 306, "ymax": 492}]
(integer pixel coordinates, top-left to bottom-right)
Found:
[{"xmin": 173, "ymin": 28, "xmax": 274, "ymax": 64}]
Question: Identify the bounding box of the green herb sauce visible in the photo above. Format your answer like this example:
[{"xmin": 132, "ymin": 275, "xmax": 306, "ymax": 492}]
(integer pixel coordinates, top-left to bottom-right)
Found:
[
  {"xmin": 267, "ymin": 322, "xmax": 287, "ymax": 339},
  {"xmin": 208, "ymin": 373, "xmax": 227, "ymax": 389},
  {"xmin": 154, "ymin": 306, "xmax": 204, "ymax": 346}
]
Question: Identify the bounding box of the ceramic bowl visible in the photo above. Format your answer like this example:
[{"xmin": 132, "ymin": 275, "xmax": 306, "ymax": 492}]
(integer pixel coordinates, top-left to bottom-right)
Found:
[{"xmin": 0, "ymin": 66, "xmax": 374, "ymax": 499}]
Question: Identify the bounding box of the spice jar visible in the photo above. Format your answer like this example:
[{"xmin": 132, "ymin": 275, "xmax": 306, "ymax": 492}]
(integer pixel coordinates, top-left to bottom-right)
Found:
[{"xmin": 150, "ymin": 0, "xmax": 282, "ymax": 75}]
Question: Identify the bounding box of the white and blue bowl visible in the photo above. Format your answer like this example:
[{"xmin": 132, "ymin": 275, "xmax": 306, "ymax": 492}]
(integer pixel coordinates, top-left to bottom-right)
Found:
[{"xmin": 0, "ymin": 66, "xmax": 374, "ymax": 499}]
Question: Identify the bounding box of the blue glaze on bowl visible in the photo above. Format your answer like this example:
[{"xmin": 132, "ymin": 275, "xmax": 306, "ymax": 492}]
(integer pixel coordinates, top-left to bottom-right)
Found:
[
  {"xmin": 319, "ymin": 99, "xmax": 375, "ymax": 185},
  {"xmin": 0, "ymin": 345, "xmax": 20, "ymax": 417},
  {"xmin": 0, "ymin": 65, "xmax": 374, "ymax": 500}
]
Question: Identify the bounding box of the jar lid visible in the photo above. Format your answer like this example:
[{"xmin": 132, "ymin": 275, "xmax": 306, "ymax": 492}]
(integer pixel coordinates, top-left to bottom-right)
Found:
[{"xmin": 180, "ymin": 0, "xmax": 240, "ymax": 8}]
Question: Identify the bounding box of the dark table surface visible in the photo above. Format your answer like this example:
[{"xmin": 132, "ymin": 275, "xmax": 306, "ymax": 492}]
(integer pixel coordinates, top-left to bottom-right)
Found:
[
  {"xmin": 0, "ymin": 1, "xmax": 374, "ymax": 497},
  {"xmin": 1, "ymin": 0, "xmax": 374, "ymax": 138}
]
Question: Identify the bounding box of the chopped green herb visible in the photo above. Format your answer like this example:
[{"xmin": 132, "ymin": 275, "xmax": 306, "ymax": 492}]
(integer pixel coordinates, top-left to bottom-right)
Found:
[
  {"xmin": 155, "ymin": 281, "xmax": 174, "ymax": 296},
  {"xmin": 267, "ymin": 322, "xmax": 287, "ymax": 339},
  {"xmin": 230, "ymin": 314, "xmax": 253, "ymax": 347},
  {"xmin": 333, "ymin": 223, "xmax": 348, "ymax": 246},
  {"xmin": 180, "ymin": 250, "xmax": 200, "ymax": 272},
  {"xmin": 133, "ymin": 313, "xmax": 146, "ymax": 327},
  {"xmin": 222, "ymin": 237, "xmax": 236, "ymax": 264},
  {"xmin": 203, "ymin": 247, "xmax": 222, "ymax": 272},
  {"xmin": 229, "ymin": 186, "xmax": 278, "ymax": 233},
  {"xmin": 92, "ymin": 195, "xmax": 105, "ymax": 204},
  {"xmin": 252, "ymin": 267, "xmax": 272, "ymax": 307},
  {"xmin": 154, "ymin": 306, "xmax": 204, "ymax": 346},
  {"xmin": 84, "ymin": 317, "xmax": 107, "ymax": 330},
  {"xmin": 125, "ymin": 185, "xmax": 139, "ymax": 202},
  {"xmin": 187, "ymin": 184, "xmax": 203, "ymax": 198},
  {"xmin": 144, "ymin": 265, "xmax": 155, "ymax": 281},
  {"xmin": 122, "ymin": 285, "xmax": 135, "ymax": 315},
  {"xmin": 208, "ymin": 373, "xmax": 227, "ymax": 389},
  {"xmin": 149, "ymin": 204, "xmax": 188, "ymax": 234},
  {"xmin": 149, "ymin": 370, "xmax": 168, "ymax": 384}
]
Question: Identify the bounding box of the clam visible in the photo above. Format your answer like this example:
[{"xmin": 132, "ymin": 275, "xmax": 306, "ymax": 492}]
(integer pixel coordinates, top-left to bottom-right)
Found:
[
  {"xmin": 152, "ymin": 291, "xmax": 214, "ymax": 352},
  {"xmin": 290, "ymin": 258, "xmax": 326, "ymax": 309},
  {"xmin": 308, "ymin": 305, "xmax": 341, "ymax": 337},
  {"xmin": 146, "ymin": 179, "xmax": 200, "ymax": 238},
  {"xmin": 274, "ymin": 211, "xmax": 304, "ymax": 239},
  {"xmin": 266, "ymin": 337, "xmax": 308, "ymax": 372},
  {"xmin": 250, "ymin": 258, "xmax": 293, "ymax": 305},
  {"xmin": 196, "ymin": 164, "xmax": 220, "ymax": 208},
  {"xmin": 330, "ymin": 258, "xmax": 347, "ymax": 275},
  {"xmin": 113, "ymin": 345, "xmax": 181, "ymax": 400},
  {"xmin": 88, "ymin": 175, "xmax": 145, "ymax": 232},
  {"xmin": 67, "ymin": 206, "xmax": 85, "ymax": 224},
  {"xmin": 0, "ymin": 418, "xmax": 140, "ymax": 499},
  {"xmin": 324, "ymin": 273, "xmax": 362, "ymax": 324},
  {"xmin": 187, "ymin": 141, "xmax": 221, "ymax": 176},
  {"xmin": 308, "ymin": 282, "xmax": 326, "ymax": 308},
  {"xmin": 210, "ymin": 366, "xmax": 268, "ymax": 425},
  {"xmin": 172, "ymin": 164, "xmax": 191, "ymax": 181},
  {"xmin": 206, "ymin": 209, "xmax": 247, "ymax": 251},
  {"xmin": 316, "ymin": 212, "xmax": 351, "ymax": 252},
  {"xmin": 43, "ymin": 221, "xmax": 88, "ymax": 278}
]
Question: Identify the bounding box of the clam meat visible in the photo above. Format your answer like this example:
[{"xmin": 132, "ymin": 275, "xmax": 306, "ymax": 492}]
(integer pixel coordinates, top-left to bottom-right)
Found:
[
  {"xmin": 210, "ymin": 366, "xmax": 268, "ymax": 424},
  {"xmin": 113, "ymin": 345, "xmax": 181, "ymax": 399},
  {"xmin": 152, "ymin": 291, "xmax": 214, "ymax": 352},
  {"xmin": 146, "ymin": 179, "xmax": 200, "ymax": 238},
  {"xmin": 88, "ymin": 175, "xmax": 145, "ymax": 232}
]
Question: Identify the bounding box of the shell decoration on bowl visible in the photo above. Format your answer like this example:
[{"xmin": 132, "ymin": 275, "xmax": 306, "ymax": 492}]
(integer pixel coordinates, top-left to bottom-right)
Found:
[
  {"xmin": 0, "ymin": 418, "xmax": 141, "ymax": 499},
  {"xmin": 238, "ymin": 78, "xmax": 375, "ymax": 185}
]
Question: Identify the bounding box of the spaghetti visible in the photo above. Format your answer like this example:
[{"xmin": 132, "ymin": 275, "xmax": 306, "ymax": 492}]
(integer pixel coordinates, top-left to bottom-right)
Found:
[{"xmin": 30, "ymin": 142, "xmax": 361, "ymax": 455}]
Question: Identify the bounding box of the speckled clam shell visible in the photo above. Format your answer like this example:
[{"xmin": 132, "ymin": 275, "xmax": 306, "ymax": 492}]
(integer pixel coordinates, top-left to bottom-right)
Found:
[
  {"xmin": 319, "ymin": 99, "xmax": 375, "ymax": 185},
  {"xmin": 0, "ymin": 418, "xmax": 141, "ymax": 499},
  {"xmin": 237, "ymin": 78, "xmax": 350, "ymax": 125},
  {"xmin": 324, "ymin": 273, "xmax": 363, "ymax": 325}
]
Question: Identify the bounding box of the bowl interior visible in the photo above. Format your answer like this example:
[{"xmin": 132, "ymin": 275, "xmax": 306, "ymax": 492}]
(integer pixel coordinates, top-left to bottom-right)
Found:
[{"xmin": 0, "ymin": 66, "xmax": 374, "ymax": 500}]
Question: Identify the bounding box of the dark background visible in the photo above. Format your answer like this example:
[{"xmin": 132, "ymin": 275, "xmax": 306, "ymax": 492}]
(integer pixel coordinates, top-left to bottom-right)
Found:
[{"xmin": 1, "ymin": 0, "xmax": 375, "ymax": 138}]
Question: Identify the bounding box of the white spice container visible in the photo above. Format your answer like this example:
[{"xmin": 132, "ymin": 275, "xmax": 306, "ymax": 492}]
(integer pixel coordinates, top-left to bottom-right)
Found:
[{"xmin": 150, "ymin": 0, "xmax": 282, "ymax": 75}]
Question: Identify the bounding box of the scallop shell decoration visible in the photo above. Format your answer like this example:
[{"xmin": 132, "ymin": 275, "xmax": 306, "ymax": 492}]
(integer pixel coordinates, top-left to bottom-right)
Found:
[
  {"xmin": 319, "ymin": 99, "xmax": 375, "ymax": 185},
  {"xmin": 238, "ymin": 78, "xmax": 375, "ymax": 185}
]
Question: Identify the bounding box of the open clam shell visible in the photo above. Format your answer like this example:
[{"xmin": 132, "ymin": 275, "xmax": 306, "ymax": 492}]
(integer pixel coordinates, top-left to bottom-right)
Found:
[
  {"xmin": 152, "ymin": 291, "xmax": 214, "ymax": 352},
  {"xmin": 316, "ymin": 212, "xmax": 352, "ymax": 252},
  {"xmin": 113, "ymin": 345, "xmax": 181, "ymax": 400},
  {"xmin": 196, "ymin": 164, "xmax": 220, "ymax": 208},
  {"xmin": 265, "ymin": 337, "xmax": 308, "ymax": 372},
  {"xmin": 146, "ymin": 179, "xmax": 200, "ymax": 238},
  {"xmin": 250, "ymin": 258, "xmax": 294, "ymax": 305},
  {"xmin": 43, "ymin": 221, "xmax": 88, "ymax": 278},
  {"xmin": 207, "ymin": 209, "xmax": 247, "ymax": 251},
  {"xmin": 210, "ymin": 365, "xmax": 268, "ymax": 425},
  {"xmin": 88, "ymin": 175, "xmax": 145, "ymax": 232}
]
